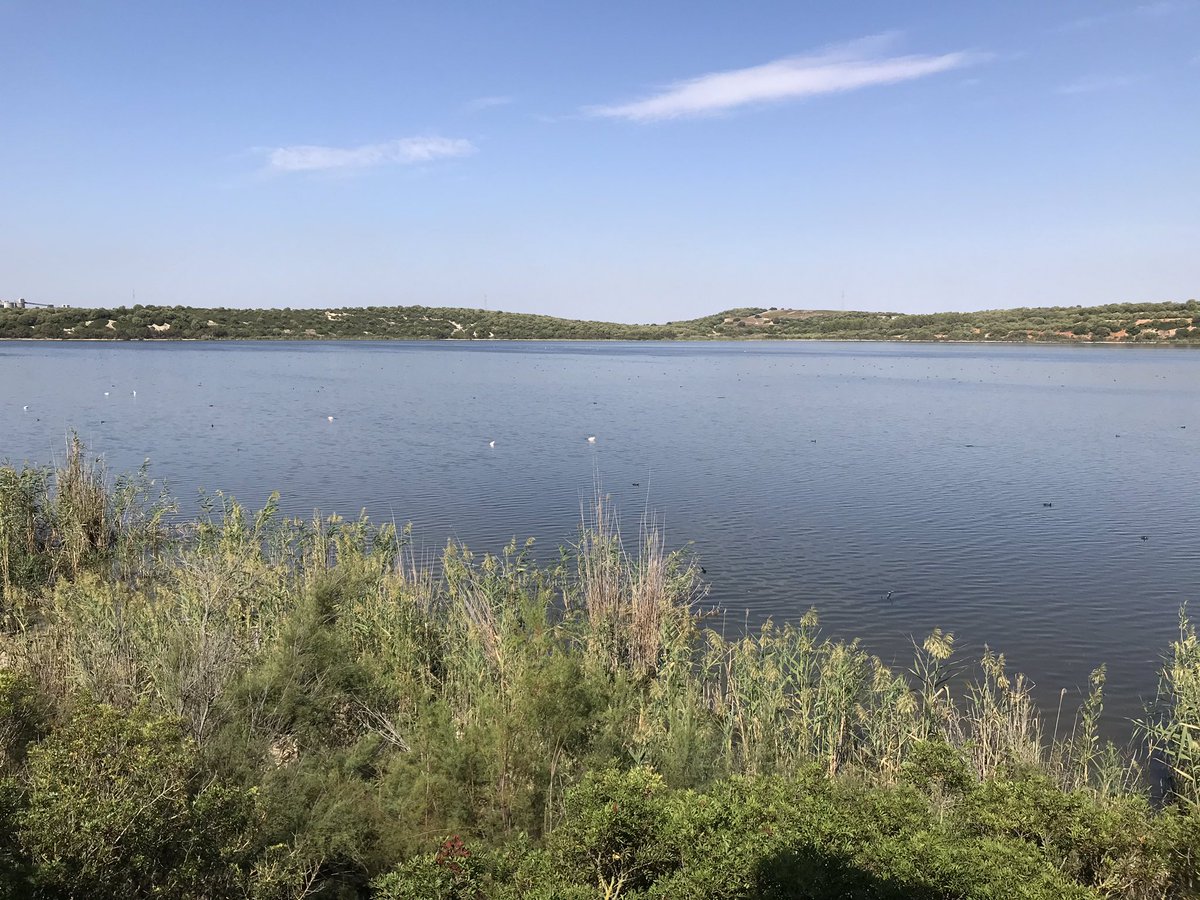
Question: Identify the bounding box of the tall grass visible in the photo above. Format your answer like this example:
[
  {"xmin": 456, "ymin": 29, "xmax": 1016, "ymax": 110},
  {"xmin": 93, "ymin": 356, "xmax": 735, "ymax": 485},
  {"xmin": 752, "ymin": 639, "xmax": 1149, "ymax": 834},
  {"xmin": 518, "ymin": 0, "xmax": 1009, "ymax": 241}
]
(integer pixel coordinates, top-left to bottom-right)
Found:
[
  {"xmin": 0, "ymin": 434, "xmax": 174, "ymax": 610},
  {"xmin": 2, "ymin": 440, "xmax": 1196, "ymax": 873},
  {"xmin": 1140, "ymin": 608, "xmax": 1200, "ymax": 807}
]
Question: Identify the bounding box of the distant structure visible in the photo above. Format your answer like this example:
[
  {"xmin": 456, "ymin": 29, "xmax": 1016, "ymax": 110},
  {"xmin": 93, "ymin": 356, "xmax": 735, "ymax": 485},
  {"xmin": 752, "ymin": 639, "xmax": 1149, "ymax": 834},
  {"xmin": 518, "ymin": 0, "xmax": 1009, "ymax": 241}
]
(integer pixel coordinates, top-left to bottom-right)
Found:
[{"xmin": 1, "ymin": 298, "xmax": 57, "ymax": 310}]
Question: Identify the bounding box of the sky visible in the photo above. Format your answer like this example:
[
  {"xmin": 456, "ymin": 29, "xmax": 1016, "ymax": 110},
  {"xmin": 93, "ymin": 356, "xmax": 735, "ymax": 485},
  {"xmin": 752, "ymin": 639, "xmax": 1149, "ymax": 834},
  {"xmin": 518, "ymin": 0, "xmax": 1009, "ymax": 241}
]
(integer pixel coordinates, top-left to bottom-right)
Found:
[{"xmin": 1, "ymin": 1, "xmax": 1198, "ymax": 320}]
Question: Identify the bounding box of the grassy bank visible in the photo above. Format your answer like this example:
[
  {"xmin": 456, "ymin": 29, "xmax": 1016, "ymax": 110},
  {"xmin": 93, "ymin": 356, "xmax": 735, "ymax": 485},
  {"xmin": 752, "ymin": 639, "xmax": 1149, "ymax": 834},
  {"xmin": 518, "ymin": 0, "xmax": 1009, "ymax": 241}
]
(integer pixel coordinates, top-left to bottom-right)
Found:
[
  {"xmin": 1, "ymin": 440, "xmax": 1199, "ymax": 898},
  {"xmin": 2, "ymin": 299, "xmax": 1199, "ymax": 343}
]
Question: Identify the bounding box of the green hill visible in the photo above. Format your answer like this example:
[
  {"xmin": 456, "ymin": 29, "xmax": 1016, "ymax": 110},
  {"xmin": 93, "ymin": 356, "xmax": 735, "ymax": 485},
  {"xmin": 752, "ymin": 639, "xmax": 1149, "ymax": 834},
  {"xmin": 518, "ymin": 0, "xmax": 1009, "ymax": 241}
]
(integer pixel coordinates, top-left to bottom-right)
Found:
[{"xmin": 1, "ymin": 299, "xmax": 1197, "ymax": 342}]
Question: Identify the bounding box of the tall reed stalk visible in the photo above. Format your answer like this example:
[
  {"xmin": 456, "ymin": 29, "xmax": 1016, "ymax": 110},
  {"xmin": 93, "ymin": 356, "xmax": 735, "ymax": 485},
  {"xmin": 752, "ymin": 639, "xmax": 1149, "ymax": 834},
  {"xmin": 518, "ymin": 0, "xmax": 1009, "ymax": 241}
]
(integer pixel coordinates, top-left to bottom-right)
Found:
[{"xmin": 3, "ymin": 445, "xmax": 1180, "ymax": 824}]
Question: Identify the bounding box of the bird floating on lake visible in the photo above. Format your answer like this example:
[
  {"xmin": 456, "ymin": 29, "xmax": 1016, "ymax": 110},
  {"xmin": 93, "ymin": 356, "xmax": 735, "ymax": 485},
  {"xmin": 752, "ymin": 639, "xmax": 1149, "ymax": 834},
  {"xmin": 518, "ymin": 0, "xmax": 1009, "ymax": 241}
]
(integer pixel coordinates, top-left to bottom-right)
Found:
[
  {"xmin": 587, "ymin": 436, "xmax": 596, "ymax": 443},
  {"xmin": 22, "ymin": 405, "xmax": 28, "ymax": 412},
  {"xmin": 1042, "ymin": 502, "xmax": 1053, "ymax": 508},
  {"xmin": 327, "ymin": 416, "xmax": 334, "ymax": 422},
  {"xmin": 489, "ymin": 440, "xmax": 495, "ymax": 448}
]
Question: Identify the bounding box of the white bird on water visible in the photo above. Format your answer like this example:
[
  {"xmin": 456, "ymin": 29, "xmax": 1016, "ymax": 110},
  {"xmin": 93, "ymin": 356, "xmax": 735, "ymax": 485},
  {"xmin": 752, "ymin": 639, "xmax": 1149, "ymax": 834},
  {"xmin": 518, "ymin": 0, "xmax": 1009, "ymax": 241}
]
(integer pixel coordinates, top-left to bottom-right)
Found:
[
  {"xmin": 489, "ymin": 440, "xmax": 495, "ymax": 448},
  {"xmin": 327, "ymin": 416, "xmax": 334, "ymax": 422},
  {"xmin": 587, "ymin": 435, "xmax": 597, "ymax": 443},
  {"xmin": 23, "ymin": 405, "xmax": 29, "ymax": 412},
  {"xmin": 103, "ymin": 391, "xmax": 109, "ymax": 397}
]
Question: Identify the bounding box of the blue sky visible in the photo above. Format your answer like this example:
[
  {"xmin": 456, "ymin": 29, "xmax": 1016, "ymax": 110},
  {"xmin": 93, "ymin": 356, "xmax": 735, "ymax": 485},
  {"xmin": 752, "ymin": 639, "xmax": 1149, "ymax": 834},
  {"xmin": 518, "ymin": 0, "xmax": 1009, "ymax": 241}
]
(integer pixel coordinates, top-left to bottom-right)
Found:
[{"xmin": 2, "ymin": 1, "xmax": 1197, "ymax": 319}]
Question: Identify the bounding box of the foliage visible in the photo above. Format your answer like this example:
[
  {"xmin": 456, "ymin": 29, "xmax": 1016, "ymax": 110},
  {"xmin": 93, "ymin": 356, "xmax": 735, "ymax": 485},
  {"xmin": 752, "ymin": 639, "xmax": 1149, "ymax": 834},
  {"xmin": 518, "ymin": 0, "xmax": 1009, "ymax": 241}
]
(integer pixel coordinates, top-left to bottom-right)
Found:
[
  {"xmin": 0, "ymin": 443, "xmax": 1198, "ymax": 897},
  {"xmin": 2, "ymin": 298, "xmax": 1199, "ymax": 343},
  {"xmin": 18, "ymin": 700, "xmax": 254, "ymax": 899},
  {"xmin": 1139, "ymin": 608, "xmax": 1200, "ymax": 809},
  {"xmin": 0, "ymin": 433, "xmax": 174, "ymax": 610}
]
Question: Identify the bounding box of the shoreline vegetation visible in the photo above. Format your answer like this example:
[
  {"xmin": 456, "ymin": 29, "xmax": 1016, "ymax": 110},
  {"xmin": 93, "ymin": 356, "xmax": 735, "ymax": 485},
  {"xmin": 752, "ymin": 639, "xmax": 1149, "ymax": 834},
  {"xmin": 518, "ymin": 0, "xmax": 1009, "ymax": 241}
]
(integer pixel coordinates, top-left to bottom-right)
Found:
[
  {"xmin": 1, "ymin": 439, "xmax": 1199, "ymax": 897},
  {"xmin": 2, "ymin": 299, "xmax": 1199, "ymax": 344}
]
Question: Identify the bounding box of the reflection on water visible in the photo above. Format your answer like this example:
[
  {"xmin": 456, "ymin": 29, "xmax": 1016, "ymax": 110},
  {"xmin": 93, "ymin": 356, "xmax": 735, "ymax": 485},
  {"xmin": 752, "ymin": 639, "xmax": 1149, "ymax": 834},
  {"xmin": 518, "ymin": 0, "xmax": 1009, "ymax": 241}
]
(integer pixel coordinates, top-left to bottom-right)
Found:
[{"xmin": 4, "ymin": 339, "xmax": 1199, "ymax": 726}]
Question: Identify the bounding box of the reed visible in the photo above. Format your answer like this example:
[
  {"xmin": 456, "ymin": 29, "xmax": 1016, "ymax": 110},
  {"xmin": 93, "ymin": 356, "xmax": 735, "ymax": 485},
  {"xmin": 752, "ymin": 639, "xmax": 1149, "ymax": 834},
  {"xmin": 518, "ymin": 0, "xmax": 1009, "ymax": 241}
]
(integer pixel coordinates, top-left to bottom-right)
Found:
[
  {"xmin": 0, "ymin": 434, "xmax": 175, "ymax": 612},
  {"xmin": 4, "ymin": 445, "xmax": 1198, "ymax": 897},
  {"xmin": 572, "ymin": 498, "xmax": 699, "ymax": 682},
  {"xmin": 1139, "ymin": 607, "xmax": 1200, "ymax": 807},
  {"xmin": 0, "ymin": 464, "xmax": 49, "ymax": 608},
  {"xmin": 4, "ymin": 457, "xmax": 1172, "ymax": 795}
]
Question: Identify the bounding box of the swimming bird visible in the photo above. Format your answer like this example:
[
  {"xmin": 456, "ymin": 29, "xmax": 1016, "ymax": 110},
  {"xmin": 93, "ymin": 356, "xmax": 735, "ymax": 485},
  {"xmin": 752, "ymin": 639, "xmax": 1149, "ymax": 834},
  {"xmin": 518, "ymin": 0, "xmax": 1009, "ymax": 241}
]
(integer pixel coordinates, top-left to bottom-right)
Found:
[
  {"xmin": 587, "ymin": 436, "xmax": 596, "ymax": 443},
  {"xmin": 1043, "ymin": 502, "xmax": 1053, "ymax": 508},
  {"xmin": 103, "ymin": 391, "xmax": 109, "ymax": 397},
  {"xmin": 22, "ymin": 405, "xmax": 28, "ymax": 412},
  {"xmin": 883, "ymin": 591, "xmax": 894, "ymax": 602},
  {"xmin": 1141, "ymin": 535, "xmax": 1149, "ymax": 541},
  {"xmin": 132, "ymin": 390, "xmax": 137, "ymax": 397},
  {"xmin": 327, "ymin": 416, "xmax": 334, "ymax": 422},
  {"xmin": 489, "ymin": 440, "xmax": 495, "ymax": 448}
]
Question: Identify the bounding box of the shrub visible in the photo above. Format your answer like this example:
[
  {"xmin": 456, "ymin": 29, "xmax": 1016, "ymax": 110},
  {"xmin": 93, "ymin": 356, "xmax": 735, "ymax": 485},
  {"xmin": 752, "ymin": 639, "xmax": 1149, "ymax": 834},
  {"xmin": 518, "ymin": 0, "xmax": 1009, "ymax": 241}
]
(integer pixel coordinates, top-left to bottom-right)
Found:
[{"xmin": 19, "ymin": 701, "xmax": 254, "ymax": 900}]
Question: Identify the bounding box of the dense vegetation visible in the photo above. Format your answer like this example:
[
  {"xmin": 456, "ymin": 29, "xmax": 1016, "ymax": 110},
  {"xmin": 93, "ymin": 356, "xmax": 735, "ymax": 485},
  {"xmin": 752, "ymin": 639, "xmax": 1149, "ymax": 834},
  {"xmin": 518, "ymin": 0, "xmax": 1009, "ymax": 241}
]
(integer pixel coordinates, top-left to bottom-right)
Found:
[
  {"xmin": 2, "ymin": 299, "xmax": 1199, "ymax": 343},
  {"xmin": 1, "ymin": 440, "xmax": 1199, "ymax": 898}
]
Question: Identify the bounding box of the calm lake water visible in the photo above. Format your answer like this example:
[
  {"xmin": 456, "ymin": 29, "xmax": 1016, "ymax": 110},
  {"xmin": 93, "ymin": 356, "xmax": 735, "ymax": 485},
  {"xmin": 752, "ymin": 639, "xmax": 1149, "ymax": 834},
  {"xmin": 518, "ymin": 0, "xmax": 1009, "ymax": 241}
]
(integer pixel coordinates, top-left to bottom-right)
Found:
[{"xmin": 4, "ymin": 339, "xmax": 1199, "ymax": 729}]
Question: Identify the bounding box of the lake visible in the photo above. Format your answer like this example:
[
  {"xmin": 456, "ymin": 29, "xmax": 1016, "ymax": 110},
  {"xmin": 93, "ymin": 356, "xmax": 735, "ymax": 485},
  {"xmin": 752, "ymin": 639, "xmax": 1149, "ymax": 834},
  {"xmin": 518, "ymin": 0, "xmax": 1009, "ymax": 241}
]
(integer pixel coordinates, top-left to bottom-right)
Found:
[{"xmin": 4, "ymin": 339, "xmax": 1198, "ymax": 730}]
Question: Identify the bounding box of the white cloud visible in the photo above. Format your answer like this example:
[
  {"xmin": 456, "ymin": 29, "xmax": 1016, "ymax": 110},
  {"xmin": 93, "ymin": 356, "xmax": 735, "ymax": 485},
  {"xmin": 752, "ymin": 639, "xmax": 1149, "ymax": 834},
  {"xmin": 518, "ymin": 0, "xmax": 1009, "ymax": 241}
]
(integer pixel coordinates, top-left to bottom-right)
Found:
[
  {"xmin": 586, "ymin": 37, "xmax": 978, "ymax": 122},
  {"xmin": 268, "ymin": 136, "xmax": 475, "ymax": 173},
  {"xmin": 1056, "ymin": 74, "xmax": 1138, "ymax": 95}
]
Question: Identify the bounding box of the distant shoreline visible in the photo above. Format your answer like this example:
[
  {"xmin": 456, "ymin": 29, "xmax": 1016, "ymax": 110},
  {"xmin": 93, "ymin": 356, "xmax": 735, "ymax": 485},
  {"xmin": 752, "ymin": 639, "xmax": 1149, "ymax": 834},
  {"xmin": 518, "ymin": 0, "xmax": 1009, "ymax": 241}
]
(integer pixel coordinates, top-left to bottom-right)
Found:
[
  {"xmin": 1, "ymin": 335, "xmax": 1196, "ymax": 348},
  {"xmin": 2, "ymin": 299, "xmax": 1197, "ymax": 345},
  {"xmin": 3, "ymin": 334, "xmax": 1198, "ymax": 349}
]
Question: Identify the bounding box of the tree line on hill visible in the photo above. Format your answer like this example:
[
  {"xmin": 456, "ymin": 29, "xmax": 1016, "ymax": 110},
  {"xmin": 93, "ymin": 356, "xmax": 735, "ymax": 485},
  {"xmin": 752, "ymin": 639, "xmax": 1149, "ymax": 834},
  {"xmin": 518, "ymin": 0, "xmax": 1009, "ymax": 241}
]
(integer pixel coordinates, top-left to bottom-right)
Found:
[{"xmin": 0, "ymin": 300, "xmax": 1197, "ymax": 342}]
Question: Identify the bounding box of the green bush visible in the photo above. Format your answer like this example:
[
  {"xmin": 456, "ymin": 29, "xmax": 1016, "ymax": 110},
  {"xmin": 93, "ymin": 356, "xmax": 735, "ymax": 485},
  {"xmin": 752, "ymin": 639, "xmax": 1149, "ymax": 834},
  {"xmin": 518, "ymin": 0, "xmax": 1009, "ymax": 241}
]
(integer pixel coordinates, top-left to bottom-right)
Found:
[
  {"xmin": 19, "ymin": 701, "xmax": 254, "ymax": 900},
  {"xmin": 0, "ymin": 448, "xmax": 1197, "ymax": 897}
]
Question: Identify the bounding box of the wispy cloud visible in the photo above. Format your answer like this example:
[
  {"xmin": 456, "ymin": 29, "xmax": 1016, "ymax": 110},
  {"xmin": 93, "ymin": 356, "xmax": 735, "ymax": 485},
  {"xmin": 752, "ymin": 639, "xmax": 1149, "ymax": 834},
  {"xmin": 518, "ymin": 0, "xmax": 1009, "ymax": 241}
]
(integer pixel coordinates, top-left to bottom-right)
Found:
[
  {"xmin": 1056, "ymin": 74, "xmax": 1139, "ymax": 95},
  {"xmin": 465, "ymin": 95, "xmax": 514, "ymax": 112},
  {"xmin": 586, "ymin": 37, "xmax": 979, "ymax": 122},
  {"xmin": 1059, "ymin": 1, "xmax": 1195, "ymax": 31},
  {"xmin": 267, "ymin": 136, "xmax": 475, "ymax": 173}
]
